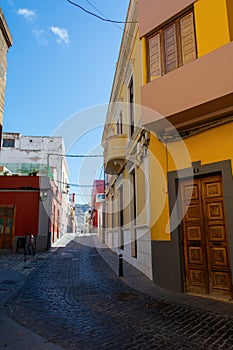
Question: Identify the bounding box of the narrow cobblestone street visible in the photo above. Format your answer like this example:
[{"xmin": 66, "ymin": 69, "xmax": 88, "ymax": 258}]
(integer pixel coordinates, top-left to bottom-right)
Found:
[{"xmin": 1, "ymin": 234, "xmax": 233, "ymax": 350}]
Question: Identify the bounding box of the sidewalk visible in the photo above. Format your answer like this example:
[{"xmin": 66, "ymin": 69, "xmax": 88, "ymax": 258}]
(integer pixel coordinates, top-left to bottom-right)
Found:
[
  {"xmin": 93, "ymin": 234, "xmax": 233, "ymax": 316},
  {"xmin": 0, "ymin": 245, "xmax": 64, "ymax": 350}
]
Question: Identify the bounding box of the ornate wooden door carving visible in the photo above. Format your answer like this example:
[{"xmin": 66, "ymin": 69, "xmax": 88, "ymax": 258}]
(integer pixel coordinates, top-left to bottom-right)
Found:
[{"xmin": 181, "ymin": 175, "xmax": 232, "ymax": 298}]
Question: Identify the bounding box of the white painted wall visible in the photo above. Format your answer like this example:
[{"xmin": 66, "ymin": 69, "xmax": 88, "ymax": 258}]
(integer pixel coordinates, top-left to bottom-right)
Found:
[
  {"xmin": 0, "ymin": 133, "xmax": 69, "ymax": 193},
  {"xmin": 105, "ymin": 225, "xmax": 152, "ymax": 280}
]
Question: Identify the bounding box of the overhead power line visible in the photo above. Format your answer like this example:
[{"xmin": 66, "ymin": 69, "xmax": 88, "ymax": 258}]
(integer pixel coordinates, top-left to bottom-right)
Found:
[
  {"xmin": 66, "ymin": 154, "xmax": 103, "ymax": 158},
  {"xmin": 56, "ymin": 179, "xmax": 104, "ymax": 188},
  {"xmin": 66, "ymin": 0, "xmax": 138, "ymax": 24},
  {"xmin": 48, "ymin": 153, "xmax": 103, "ymax": 158},
  {"xmin": 84, "ymin": 0, "xmax": 124, "ymax": 32},
  {"xmin": 84, "ymin": 0, "xmax": 138, "ymax": 39},
  {"xmin": 72, "ymin": 192, "xmax": 92, "ymax": 196}
]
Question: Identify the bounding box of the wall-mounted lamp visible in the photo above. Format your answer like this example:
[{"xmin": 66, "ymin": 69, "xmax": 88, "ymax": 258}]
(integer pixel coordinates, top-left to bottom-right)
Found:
[
  {"xmin": 40, "ymin": 190, "xmax": 48, "ymax": 201},
  {"xmin": 62, "ymin": 184, "xmax": 70, "ymax": 194}
]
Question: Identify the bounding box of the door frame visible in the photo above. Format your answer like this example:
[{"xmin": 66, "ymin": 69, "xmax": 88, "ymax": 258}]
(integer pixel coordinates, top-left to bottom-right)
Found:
[{"xmin": 151, "ymin": 159, "xmax": 233, "ymax": 293}]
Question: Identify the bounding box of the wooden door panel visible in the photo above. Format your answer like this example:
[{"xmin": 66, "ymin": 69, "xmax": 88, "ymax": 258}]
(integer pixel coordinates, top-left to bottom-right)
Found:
[
  {"xmin": 181, "ymin": 179, "xmax": 207, "ymax": 294},
  {"xmin": 4, "ymin": 236, "xmax": 12, "ymax": 249},
  {"xmin": 206, "ymin": 202, "xmax": 224, "ymax": 220},
  {"xmin": 204, "ymin": 181, "xmax": 223, "ymax": 198},
  {"xmin": 181, "ymin": 175, "xmax": 232, "ymax": 298},
  {"xmin": 210, "ymin": 247, "xmax": 228, "ymax": 267},
  {"xmin": 202, "ymin": 175, "xmax": 232, "ymax": 297},
  {"xmin": 0, "ymin": 235, "xmax": 12, "ymax": 249},
  {"xmin": 189, "ymin": 269, "xmax": 206, "ymax": 288},
  {"xmin": 208, "ymin": 223, "xmax": 226, "ymax": 241},
  {"xmin": 0, "ymin": 206, "xmax": 15, "ymax": 250},
  {"xmin": 188, "ymin": 246, "xmax": 204, "ymax": 265},
  {"xmin": 187, "ymin": 226, "xmax": 202, "ymax": 240},
  {"xmin": 183, "ymin": 183, "xmax": 200, "ymax": 201},
  {"xmin": 212, "ymin": 271, "xmax": 231, "ymax": 291},
  {"xmin": 185, "ymin": 204, "xmax": 202, "ymax": 221}
]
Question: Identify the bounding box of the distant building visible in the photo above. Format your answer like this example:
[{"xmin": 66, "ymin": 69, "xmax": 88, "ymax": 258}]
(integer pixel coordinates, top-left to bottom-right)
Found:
[
  {"xmin": 91, "ymin": 180, "xmax": 105, "ymax": 229},
  {"xmin": 0, "ymin": 132, "xmax": 69, "ymax": 191},
  {"xmin": 0, "ymin": 132, "xmax": 71, "ymax": 237},
  {"xmin": 74, "ymin": 203, "xmax": 91, "ymax": 232},
  {"xmin": 0, "ymin": 9, "xmax": 12, "ymax": 145}
]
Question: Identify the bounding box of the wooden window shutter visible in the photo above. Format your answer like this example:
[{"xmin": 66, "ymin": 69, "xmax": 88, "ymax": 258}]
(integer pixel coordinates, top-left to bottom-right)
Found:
[
  {"xmin": 164, "ymin": 23, "xmax": 178, "ymax": 73},
  {"xmin": 148, "ymin": 33, "xmax": 161, "ymax": 81},
  {"xmin": 180, "ymin": 13, "xmax": 196, "ymax": 65}
]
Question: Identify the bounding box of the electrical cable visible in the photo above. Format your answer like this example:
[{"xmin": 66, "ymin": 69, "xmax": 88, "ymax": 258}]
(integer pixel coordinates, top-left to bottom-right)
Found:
[
  {"xmin": 66, "ymin": 0, "xmax": 138, "ymax": 24},
  {"xmin": 66, "ymin": 0, "xmax": 139, "ymax": 61},
  {"xmin": 72, "ymin": 193, "xmax": 92, "ymax": 196},
  {"xmin": 56, "ymin": 179, "xmax": 104, "ymax": 188},
  {"xmin": 66, "ymin": 154, "xmax": 103, "ymax": 158},
  {"xmin": 83, "ymin": 0, "xmax": 138, "ymax": 40},
  {"xmin": 84, "ymin": 0, "xmax": 124, "ymax": 32},
  {"xmin": 48, "ymin": 153, "xmax": 103, "ymax": 158}
]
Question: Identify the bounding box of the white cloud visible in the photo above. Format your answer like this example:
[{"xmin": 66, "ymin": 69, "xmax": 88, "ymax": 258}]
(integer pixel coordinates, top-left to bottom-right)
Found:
[
  {"xmin": 32, "ymin": 29, "xmax": 48, "ymax": 46},
  {"xmin": 50, "ymin": 26, "xmax": 69, "ymax": 45},
  {"xmin": 17, "ymin": 8, "xmax": 36, "ymax": 21}
]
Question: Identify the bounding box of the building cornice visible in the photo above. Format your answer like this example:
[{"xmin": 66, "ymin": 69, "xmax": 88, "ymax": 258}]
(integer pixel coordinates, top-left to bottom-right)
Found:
[
  {"xmin": 0, "ymin": 8, "xmax": 13, "ymax": 48},
  {"xmin": 102, "ymin": 0, "xmax": 139, "ymax": 143}
]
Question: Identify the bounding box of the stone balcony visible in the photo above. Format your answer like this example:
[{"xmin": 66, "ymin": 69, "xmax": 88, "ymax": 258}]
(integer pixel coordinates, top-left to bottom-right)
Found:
[{"xmin": 103, "ymin": 134, "xmax": 127, "ymax": 175}]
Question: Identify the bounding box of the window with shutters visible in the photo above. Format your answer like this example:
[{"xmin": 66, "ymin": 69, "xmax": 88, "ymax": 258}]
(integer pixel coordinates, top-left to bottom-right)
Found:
[{"xmin": 147, "ymin": 10, "xmax": 196, "ymax": 81}]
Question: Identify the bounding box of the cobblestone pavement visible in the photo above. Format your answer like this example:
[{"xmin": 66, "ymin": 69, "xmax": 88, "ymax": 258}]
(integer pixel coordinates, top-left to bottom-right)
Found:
[
  {"xmin": 4, "ymin": 235, "xmax": 233, "ymax": 350},
  {"xmin": 0, "ymin": 250, "xmax": 53, "ymax": 277}
]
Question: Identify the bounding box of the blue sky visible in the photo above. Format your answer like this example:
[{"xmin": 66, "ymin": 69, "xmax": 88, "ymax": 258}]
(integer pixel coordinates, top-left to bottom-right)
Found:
[{"xmin": 1, "ymin": 0, "xmax": 129, "ymax": 203}]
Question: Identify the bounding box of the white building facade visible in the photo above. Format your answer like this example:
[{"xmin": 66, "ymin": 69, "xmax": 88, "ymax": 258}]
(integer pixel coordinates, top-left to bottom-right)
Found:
[{"xmin": 0, "ymin": 132, "xmax": 70, "ymax": 237}]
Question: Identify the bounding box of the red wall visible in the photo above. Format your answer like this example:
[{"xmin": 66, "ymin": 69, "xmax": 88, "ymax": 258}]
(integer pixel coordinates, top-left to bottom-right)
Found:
[
  {"xmin": 91, "ymin": 180, "xmax": 105, "ymax": 228},
  {"xmin": 0, "ymin": 176, "xmax": 40, "ymax": 236}
]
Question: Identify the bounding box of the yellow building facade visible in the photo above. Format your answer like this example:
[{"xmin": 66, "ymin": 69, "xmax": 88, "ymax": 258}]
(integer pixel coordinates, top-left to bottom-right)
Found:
[
  {"xmin": 102, "ymin": 0, "xmax": 153, "ymax": 278},
  {"xmin": 139, "ymin": 0, "xmax": 233, "ymax": 299},
  {"xmin": 103, "ymin": 0, "xmax": 233, "ymax": 299}
]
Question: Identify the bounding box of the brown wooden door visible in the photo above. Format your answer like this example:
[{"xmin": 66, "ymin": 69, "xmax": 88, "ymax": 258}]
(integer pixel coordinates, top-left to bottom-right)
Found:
[
  {"xmin": 0, "ymin": 206, "xmax": 16, "ymax": 250},
  {"xmin": 181, "ymin": 175, "xmax": 232, "ymax": 298}
]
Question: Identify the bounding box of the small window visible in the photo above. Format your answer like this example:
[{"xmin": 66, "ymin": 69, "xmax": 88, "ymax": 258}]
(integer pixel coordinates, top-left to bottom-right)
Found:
[{"xmin": 2, "ymin": 139, "xmax": 15, "ymax": 148}]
